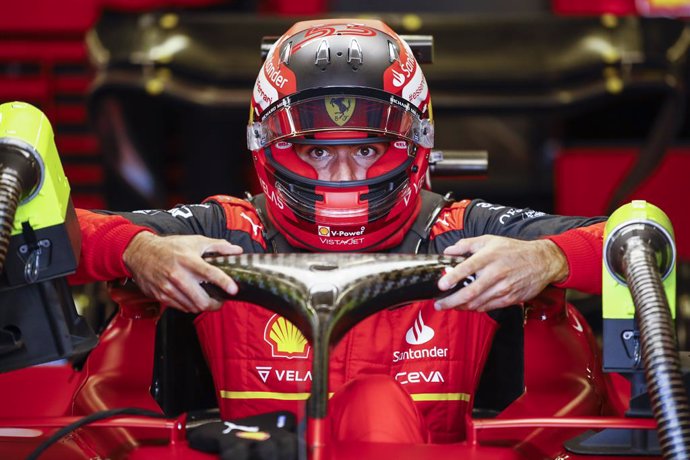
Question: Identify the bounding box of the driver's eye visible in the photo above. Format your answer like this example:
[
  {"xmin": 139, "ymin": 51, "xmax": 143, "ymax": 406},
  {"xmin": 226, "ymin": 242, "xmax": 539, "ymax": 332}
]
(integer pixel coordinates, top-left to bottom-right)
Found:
[
  {"xmin": 358, "ymin": 147, "xmax": 374, "ymax": 157},
  {"xmin": 358, "ymin": 145, "xmax": 382, "ymax": 158},
  {"xmin": 310, "ymin": 148, "xmax": 329, "ymax": 159}
]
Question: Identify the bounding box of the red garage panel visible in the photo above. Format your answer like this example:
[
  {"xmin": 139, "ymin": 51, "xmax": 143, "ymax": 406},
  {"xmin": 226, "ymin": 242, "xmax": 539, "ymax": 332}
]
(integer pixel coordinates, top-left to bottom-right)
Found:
[{"xmin": 555, "ymin": 147, "xmax": 690, "ymax": 260}]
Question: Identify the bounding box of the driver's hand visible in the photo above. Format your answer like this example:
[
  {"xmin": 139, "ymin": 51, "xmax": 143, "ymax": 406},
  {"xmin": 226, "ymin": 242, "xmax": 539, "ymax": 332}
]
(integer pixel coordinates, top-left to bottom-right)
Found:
[
  {"xmin": 123, "ymin": 232, "xmax": 242, "ymax": 313},
  {"xmin": 435, "ymin": 235, "xmax": 568, "ymax": 312}
]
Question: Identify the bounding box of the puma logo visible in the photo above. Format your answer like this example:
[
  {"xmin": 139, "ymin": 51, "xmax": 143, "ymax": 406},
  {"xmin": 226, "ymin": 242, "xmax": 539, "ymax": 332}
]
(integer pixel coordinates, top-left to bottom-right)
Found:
[
  {"xmin": 223, "ymin": 421, "xmax": 259, "ymax": 434},
  {"xmin": 437, "ymin": 212, "xmax": 450, "ymax": 227},
  {"xmin": 241, "ymin": 212, "xmax": 262, "ymax": 236}
]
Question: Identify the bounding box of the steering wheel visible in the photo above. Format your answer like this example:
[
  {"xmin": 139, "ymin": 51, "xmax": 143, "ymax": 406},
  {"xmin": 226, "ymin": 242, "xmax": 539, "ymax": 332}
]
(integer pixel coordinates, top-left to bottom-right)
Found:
[{"xmin": 202, "ymin": 253, "xmax": 468, "ymax": 458}]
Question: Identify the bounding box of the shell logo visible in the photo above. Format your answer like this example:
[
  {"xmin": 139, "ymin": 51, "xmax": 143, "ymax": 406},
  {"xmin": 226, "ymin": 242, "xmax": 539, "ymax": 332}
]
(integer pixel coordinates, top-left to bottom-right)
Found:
[
  {"xmin": 318, "ymin": 226, "xmax": 330, "ymax": 236},
  {"xmin": 263, "ymin": 314, "xmax": 310, "ymax": 359}
]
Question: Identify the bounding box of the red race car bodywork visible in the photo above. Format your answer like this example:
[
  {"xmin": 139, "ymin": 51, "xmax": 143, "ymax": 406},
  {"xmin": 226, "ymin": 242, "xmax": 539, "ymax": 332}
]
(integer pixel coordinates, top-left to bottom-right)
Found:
[{"xmin": 0, "ymin": 284, "xmax": 656, "ymax": 460}]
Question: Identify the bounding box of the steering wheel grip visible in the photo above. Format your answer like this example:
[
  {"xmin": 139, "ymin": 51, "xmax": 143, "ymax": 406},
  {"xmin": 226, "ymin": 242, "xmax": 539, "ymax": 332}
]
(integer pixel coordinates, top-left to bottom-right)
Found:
[{"xmin": 200, "ymin": 253, "xmax": 471, "ymax": 341}]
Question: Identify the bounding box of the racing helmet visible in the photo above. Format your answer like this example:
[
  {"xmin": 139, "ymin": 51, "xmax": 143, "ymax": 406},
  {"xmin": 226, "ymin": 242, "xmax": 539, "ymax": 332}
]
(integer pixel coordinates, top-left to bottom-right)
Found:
[{"xmin": 247, "ymin": 19, "xmax": 434, "ymax": 251}]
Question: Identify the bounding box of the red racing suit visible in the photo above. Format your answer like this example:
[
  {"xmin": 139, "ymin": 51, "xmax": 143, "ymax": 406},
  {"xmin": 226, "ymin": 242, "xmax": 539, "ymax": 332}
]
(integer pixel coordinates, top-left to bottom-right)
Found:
[{"xmin": 71, "ymin": 192, "xmax": 605, "ymax": 443}]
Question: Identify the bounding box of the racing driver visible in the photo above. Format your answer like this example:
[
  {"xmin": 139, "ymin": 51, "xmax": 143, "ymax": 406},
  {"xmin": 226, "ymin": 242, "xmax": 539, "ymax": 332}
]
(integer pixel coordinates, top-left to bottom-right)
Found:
[{"xmin": 71, "ymin": 19, "xmax": 606, "ymax": 445}]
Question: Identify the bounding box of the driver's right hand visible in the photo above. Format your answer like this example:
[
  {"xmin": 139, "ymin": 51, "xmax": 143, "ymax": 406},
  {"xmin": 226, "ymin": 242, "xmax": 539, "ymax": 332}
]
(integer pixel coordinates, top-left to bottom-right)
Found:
[{"xmin": 122, "ymin": 232, "xmax": 242, "ymax": 313}]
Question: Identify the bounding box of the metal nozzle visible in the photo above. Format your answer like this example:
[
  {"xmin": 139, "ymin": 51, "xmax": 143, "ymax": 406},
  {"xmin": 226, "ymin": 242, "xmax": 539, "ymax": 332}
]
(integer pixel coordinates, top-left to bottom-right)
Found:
[
  {"xmin": 604, "ymin": 220, "xmax": 675, "ymax": 285},
  {"xmin": 428, "ymin": 150, "xmax": 488, "ymax": 176}
]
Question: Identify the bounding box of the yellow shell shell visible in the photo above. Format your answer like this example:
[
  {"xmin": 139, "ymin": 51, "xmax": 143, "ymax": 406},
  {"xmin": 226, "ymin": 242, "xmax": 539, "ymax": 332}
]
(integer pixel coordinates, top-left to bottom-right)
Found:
[{"xmin": 269, "ymin": 316, "xmax": 307, "ymax": 354}]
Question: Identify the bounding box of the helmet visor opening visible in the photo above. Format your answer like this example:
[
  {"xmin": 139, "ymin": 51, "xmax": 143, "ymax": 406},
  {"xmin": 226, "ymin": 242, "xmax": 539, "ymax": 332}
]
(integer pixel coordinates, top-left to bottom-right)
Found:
[
  {"xmin": 248, "ymin": 94, "xmax": 433, "ymax": 150},
  {"xmin": 266, "ymin": 140, "xmax": 413, "ymax": 184}
]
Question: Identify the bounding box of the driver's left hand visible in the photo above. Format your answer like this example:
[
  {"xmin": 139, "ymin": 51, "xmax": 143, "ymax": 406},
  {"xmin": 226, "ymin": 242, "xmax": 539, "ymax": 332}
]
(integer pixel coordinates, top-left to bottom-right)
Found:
[{"xmin": 435, "ymin": 235, "xmax": 568, "ymax": 312}]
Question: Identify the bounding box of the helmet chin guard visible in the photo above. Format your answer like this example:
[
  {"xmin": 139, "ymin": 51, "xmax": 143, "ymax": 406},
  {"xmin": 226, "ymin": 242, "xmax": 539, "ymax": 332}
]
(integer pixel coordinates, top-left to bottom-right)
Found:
[{"xmin": 248, "ymin": 19, "xmax": 434, "ymax": 251}]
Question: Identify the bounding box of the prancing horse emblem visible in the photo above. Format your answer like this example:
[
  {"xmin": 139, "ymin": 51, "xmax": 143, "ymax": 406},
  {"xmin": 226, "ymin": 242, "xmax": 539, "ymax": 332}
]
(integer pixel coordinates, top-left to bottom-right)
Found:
[{"xmin": 325, "ymin": 97, "xmax": 356, "ymax": 126}]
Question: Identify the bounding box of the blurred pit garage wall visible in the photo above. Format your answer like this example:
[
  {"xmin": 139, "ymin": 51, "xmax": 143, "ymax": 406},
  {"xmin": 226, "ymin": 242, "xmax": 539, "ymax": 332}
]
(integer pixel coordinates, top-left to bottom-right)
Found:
[{"xmin": 0, "ymin": 0, "xmax": 327, "ymax": 213}]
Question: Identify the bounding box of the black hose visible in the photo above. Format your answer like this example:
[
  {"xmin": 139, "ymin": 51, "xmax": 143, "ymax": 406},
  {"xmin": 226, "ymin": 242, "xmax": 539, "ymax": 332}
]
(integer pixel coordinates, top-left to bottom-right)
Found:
[
  {"xmin": 622, "ymin": 236, "xmax": 690, "ymax": 459},
  {"xmin": 0, "ymin": 141, "xmax": 41, "ymax": 274},
  {"xmin": 25, "ymin": 407, "xmax": 168, "ymax": 460},
  {"xmin": 0, "ymin": 167, "xmax": 25, "ymax": 273}
]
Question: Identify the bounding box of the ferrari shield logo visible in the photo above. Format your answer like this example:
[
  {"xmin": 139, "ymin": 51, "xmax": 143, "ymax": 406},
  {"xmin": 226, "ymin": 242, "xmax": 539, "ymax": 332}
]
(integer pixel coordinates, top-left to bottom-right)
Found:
[{"xmin": 325, "ymin": 97, "xmax": 356, "ymax": 126}]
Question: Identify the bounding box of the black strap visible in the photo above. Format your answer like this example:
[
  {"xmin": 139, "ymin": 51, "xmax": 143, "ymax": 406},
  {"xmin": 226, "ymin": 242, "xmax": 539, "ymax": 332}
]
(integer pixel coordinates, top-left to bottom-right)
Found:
[
  {"xmin": 247, "ymin": 194, "xmax": 301, "ymax": 254},
  {"xmin": 248, "ymin": 190, "xmax": 453, "ymax": 255},
  {"xmin": 388, "ymin": 189, "xmax": 454, "ymax": 254}
]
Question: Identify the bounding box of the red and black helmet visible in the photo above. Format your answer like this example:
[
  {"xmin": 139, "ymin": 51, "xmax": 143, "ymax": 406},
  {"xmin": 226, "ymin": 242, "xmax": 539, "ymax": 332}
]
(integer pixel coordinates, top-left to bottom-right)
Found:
[{"xmin": 247, "ymin": 18, "xmax": 434, "ymax": 251}]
